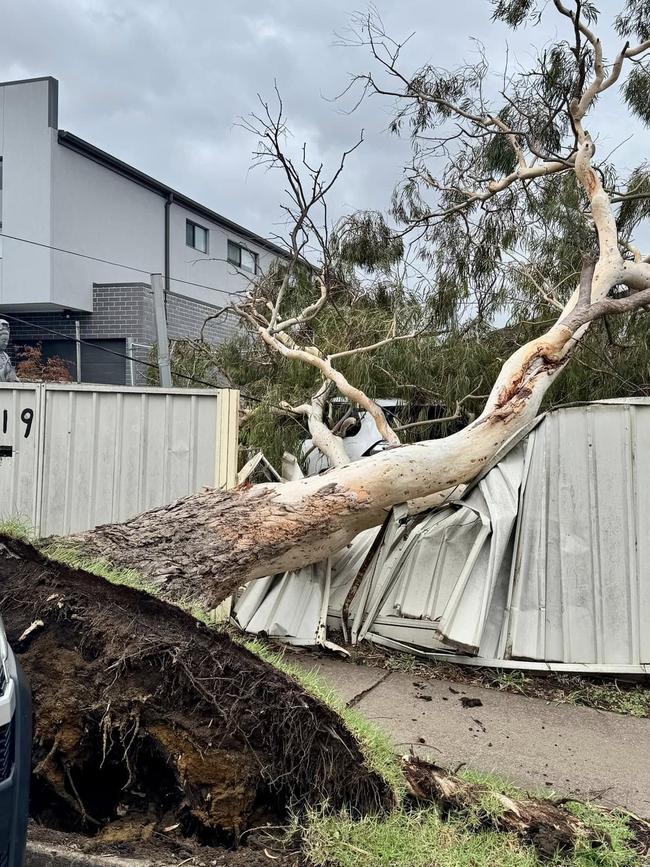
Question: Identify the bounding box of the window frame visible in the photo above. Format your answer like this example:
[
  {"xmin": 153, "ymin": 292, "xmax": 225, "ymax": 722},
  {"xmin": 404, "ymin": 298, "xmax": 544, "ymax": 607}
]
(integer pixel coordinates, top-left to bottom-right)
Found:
[
  {"xmin": 227, "ymin": 239, "xmax": 258, "ymax": 274},
  {"xmin": 186, "ymin": 219, "xmax": 209, "ymax": 254}
]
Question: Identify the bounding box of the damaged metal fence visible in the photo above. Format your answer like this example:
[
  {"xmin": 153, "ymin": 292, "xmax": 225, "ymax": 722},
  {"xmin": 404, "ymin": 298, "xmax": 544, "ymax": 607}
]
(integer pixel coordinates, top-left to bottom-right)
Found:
[{"xmin": 233, "ymin": 400, "xmax": 650, "ymax": 674}]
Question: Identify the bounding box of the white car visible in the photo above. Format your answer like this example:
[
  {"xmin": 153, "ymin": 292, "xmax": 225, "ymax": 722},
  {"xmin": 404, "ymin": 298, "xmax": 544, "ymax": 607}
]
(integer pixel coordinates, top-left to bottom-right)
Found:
[{"xmin": 0, "ymin": 615, "xmax": 30, "ymax": 866}]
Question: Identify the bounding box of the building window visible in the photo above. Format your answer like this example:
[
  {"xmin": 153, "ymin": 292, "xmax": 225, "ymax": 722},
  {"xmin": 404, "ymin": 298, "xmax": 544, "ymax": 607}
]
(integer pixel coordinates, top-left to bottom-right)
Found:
[
  {"xmin": 227, "ymin": 240, "xmax": 258, "ymax": 274},
  {"xmin": 186, "ymin": 219, "xmax": 209, "ymax": 254}
]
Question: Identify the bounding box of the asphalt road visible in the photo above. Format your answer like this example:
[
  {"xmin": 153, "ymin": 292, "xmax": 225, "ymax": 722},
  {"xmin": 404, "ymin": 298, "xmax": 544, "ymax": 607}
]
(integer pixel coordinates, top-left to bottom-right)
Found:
[{"xmin": 293, "ymin": 654, "xmax": 650, "ymax": 816}]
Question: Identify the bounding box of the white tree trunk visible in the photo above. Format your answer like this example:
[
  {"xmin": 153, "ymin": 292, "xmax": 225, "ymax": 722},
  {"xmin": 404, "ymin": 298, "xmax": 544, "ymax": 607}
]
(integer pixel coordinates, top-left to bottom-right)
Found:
[{"xmin": 66, "ymin": 140, "xmax": 639, "ymax": 611}]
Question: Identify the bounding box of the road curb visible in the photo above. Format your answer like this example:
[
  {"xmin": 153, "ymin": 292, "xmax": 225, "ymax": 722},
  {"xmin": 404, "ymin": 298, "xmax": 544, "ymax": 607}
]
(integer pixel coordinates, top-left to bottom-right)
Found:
[{"xmin": 26, "ymin": 841, "xmax": 153, "ymax": 867}]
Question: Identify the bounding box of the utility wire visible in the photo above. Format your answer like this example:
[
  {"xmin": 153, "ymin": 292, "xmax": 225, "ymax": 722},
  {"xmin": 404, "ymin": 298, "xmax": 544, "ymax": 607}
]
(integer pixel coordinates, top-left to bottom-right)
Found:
[
  {"xmin": 0, "ymin": 231, "xmax": 249, "ymax": 297},
  {"xmin": 1, "ymin": 311, "xmax": 270, "ymax": 404},
  {"xmin": 2, "ymin": 312, "xmax": 313, "ymax": 434},
  {"xmin": 0, "ymin": 231, "xmax": 311, "ymax": 425}
]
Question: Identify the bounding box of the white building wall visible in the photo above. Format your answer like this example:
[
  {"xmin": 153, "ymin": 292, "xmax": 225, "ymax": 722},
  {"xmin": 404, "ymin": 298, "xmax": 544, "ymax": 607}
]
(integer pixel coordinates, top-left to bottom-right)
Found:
[
  {"xmin": 0, "ymin": 76, "xmax": 281, "ymax": 323},
  {"xmin": 51, "ymin": 145, "xmax": 277, "ymax": 312},
  {"xmin": 51, "ymin": 145, "xmax": 165, "ymax": 311},
  {"xmin": 0, "ymin": 78, "xmax": 55, "ymax": 308},
  {"xmin": 168, "ymin": 202, "xmax": 275, "ymax": 308}
]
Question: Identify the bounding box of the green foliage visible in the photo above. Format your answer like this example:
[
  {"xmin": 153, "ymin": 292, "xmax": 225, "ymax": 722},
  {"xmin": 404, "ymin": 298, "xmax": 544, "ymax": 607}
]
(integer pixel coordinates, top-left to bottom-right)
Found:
[
  {"xmin": 483, "ymin": 117, "xmax": 518, "ymax": 176},
  {"xmin": 382, "ymin": 0, "xmax": 650, "ymax": 354},
  {"xmin": 210, "ymin": 300, "xmax": 650, "ymax": 467},
  {"xmin": 617, "ymin": 163, "xmax": 650, "ymax": 233},
  {"xmin": 622, "ymin": 64, "xmax": 650, "ymax": 125},
  {"xmin": 330, "ymin": 211, "xmax": 404, "ymax": 274},
  {"xmin": 491, "ymin": 0, "xmax": 539, "ymax": 28},
  {"xmin": 170, "ymin": 1, "xmax": 650, "ymax": 472},
  {"xmin": 616, "ymin": 0, "xmax": 650, "ymax": 42}
]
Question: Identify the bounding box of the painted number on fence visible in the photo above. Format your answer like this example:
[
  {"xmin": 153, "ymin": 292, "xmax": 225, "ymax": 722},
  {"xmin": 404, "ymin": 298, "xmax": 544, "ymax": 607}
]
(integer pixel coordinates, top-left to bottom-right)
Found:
[{"xmin": 1, "ymin": 407, "xmax": 34, "ymax": 438}]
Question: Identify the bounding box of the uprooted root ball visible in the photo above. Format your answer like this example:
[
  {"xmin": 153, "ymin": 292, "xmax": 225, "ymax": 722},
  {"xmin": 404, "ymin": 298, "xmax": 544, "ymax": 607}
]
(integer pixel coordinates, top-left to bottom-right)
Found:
[{"xmin": 0, "ymin": 535, "xmax": 393, "ymax": 841}]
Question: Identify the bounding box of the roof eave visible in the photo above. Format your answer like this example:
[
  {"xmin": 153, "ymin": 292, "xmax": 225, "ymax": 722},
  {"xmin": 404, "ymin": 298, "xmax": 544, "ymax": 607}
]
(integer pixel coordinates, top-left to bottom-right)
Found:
[{"xmin": 57, "ymin": 130, "xmax": 291, "ymax": 260}]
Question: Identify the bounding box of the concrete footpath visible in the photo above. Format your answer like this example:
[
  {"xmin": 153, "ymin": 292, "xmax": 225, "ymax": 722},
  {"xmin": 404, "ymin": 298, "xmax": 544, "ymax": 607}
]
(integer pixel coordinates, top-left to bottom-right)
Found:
[{"xmin": 293, "ymin": 655, "xmax": 650, "ymax": 816}]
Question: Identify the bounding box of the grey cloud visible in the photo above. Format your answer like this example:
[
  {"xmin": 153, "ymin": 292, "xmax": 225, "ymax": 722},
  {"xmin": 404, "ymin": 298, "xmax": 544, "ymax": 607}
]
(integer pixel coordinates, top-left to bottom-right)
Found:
[{"xmin": 0, "ymin": 0, "xmax": 645, "ymax": 247}]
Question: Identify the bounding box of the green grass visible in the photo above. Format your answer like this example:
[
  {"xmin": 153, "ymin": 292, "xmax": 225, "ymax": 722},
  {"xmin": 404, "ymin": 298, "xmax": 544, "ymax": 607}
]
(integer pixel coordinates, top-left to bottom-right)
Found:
[
  {"xmin": 0, "ymin": 517, "xmax": 36, "ymax": 542},
  {"xmin": 0, "ymin": 521, "xmax": 157, "ymax": 594},
  {"xmin": 458, "ymin": 767, "xmax": 538, "ymax": 800},
  {"xmin": 566, "ymin": 803, "xmax": 638, "ymax": 867},
  {"xmin": 564, "ymin": 683, "xmax": 650, "ymax": 718},
  {"xmin": 39, "ymin": 541, "xmax": 158, "ymax": 595},
  {"xmin": 301, "ymin": 801, "xmax": 641, "ymax": 867},
  {"xmin": 303, "ymin": 808, "xmax": 536, "ymax": 867},
  {"xmin": 243, "ymin": 639, "xmax": 405, "ymax": 798}
]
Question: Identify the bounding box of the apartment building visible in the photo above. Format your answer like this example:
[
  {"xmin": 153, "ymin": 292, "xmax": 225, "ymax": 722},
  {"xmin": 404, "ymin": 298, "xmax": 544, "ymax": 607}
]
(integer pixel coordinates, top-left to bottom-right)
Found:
[{"xmin": 0, "ymin": 76, "xmax": 285, "ymax": 383}]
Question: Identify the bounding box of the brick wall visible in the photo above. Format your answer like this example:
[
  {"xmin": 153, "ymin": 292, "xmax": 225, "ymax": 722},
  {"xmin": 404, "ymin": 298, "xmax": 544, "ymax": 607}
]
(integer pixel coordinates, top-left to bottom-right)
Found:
[
  {"xmin": 6, "ymin": 284, "xmax": 154, "ymax": 345},
  {"xmin": 5, "ymin": 282, "xmax": 237, "ymax": 385},
  {"xmin": 166, "ymin": 292, "xmax": 236, "ymax": 344},
  {"xmin": 7, "ymin": 283, "xmax": 236, "ymax": 347}
]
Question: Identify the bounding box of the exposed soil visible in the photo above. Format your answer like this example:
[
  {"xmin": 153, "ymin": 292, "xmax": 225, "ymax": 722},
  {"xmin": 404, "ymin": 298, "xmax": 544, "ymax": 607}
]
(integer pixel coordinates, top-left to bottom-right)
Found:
[
  {"xmin": 28, "ymin": 825, "xmax": 305, "ymax": 866},
  {"xmin": 0, "ymin": 535, "xmax": 392, "ymax": 844}
]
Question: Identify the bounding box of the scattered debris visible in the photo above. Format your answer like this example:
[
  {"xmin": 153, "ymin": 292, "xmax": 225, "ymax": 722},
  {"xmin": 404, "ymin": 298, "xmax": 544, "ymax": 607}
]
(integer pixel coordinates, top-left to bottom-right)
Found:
[
  {"xmin": 17, "ymin": 618, "xmax": 44, "ymax": 643},
  {"xmin": 401, "ymin": 754, "xmax": 600, "ymax": 858},
  {"xmin": 460, "ymin": 697, "xmax": 483, "ymax": 709}
]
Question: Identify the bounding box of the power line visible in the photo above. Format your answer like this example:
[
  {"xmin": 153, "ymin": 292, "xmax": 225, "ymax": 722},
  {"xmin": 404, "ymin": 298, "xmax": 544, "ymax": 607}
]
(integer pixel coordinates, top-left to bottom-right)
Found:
[
  {"xmin": 1, "ymin": 311, "xmax": 265, "ymax": 403},
  {"xmin": 0, "ymin": 231, "xmax": 248, "ymax": 298},
  {"xmin": 2, "ymin": 312, "xmax": 313, "ymax": 432},
  {"xmin": 0, "ymin": 231, "xmax": 311, "ymax": 425}
]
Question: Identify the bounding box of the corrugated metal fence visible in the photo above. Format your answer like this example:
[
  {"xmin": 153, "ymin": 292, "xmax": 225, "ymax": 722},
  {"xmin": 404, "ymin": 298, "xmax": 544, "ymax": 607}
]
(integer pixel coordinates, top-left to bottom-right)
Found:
[{"xmin": 0, "ymin": 383, "xmax": 239, "ymax": 536}]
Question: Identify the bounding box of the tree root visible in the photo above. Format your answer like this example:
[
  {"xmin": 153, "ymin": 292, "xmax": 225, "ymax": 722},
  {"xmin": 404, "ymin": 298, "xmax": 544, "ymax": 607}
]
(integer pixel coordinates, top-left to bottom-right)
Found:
[
  {"xmin": 401, "ymin": 754, "xmax": 602, "ymax": 858},
  {"xmin": 0, "ymin": 534, "xmax": 393, "ymax": 841}
]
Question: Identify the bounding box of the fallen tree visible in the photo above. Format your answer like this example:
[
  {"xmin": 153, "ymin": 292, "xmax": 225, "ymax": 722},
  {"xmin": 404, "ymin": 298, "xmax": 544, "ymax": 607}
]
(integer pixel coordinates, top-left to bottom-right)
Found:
[
  {"xmin": 44, "ymin": 1, "xmax": 650, "ymax": 614},
  {"xmin": 2, "ymin": 2, "xmax": 650, "ymax": 856},
  {"xmin": 0, "ymin": 536, "xmax": 607, "ymax": 856}
]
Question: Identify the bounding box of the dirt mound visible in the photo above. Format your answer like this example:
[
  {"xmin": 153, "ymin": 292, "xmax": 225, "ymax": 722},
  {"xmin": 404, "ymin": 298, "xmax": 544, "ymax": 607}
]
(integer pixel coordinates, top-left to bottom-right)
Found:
[{"xmin": 0, "ymin": 535, "xmax": 392, "ymax": 842}]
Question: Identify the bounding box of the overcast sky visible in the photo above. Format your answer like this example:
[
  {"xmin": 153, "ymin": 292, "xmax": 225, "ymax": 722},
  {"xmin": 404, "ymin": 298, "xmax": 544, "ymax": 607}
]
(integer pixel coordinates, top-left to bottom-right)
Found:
[{"xmin": 0, "ymin": 0, "xmax": 644, "ymax": 247}]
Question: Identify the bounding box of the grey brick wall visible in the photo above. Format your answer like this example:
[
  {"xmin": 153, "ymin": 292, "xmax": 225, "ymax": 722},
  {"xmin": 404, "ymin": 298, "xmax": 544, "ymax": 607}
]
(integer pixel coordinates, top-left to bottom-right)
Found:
[
  {"xmin": 5, "ymin": 282, "xmax": 237, "ymax": 385},
  {"xmin": 166, "ymin": 292, "xmax": 236, "ymax": 344},
  {"xmin": 7, "ymin": 283, "xmax": 235, "ymax": 346},
  {"xmin": 6, "ymin": 284, "xmax": 154, "ymax": 345}
]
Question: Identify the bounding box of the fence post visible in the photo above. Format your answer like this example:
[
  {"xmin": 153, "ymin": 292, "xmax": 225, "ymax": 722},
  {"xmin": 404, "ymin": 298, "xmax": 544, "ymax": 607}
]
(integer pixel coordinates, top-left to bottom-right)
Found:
[
  {"xmin": 151, "ymin": 273, "xmax": 172, "ymax": 387},
  {"xmin": 214, "ymin": 389, "xmax": 240, "ymax": 490},
  {"xmin": 126, "ymin": 338, "xmax": 135, "ymax": 386},
  {"xmin": 74, "ymin": 321, "xmax": 82, "ymax": 383}
]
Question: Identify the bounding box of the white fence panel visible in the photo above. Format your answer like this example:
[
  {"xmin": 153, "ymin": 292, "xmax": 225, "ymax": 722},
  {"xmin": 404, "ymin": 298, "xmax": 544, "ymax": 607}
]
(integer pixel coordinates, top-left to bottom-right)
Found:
[
  {"xmin": 0, "ymin": 383, "xmax": 239, "ymax": 537},
  {"xmin": 0, "ymin": 383, "xmax": 42, "ymax": 529}
]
